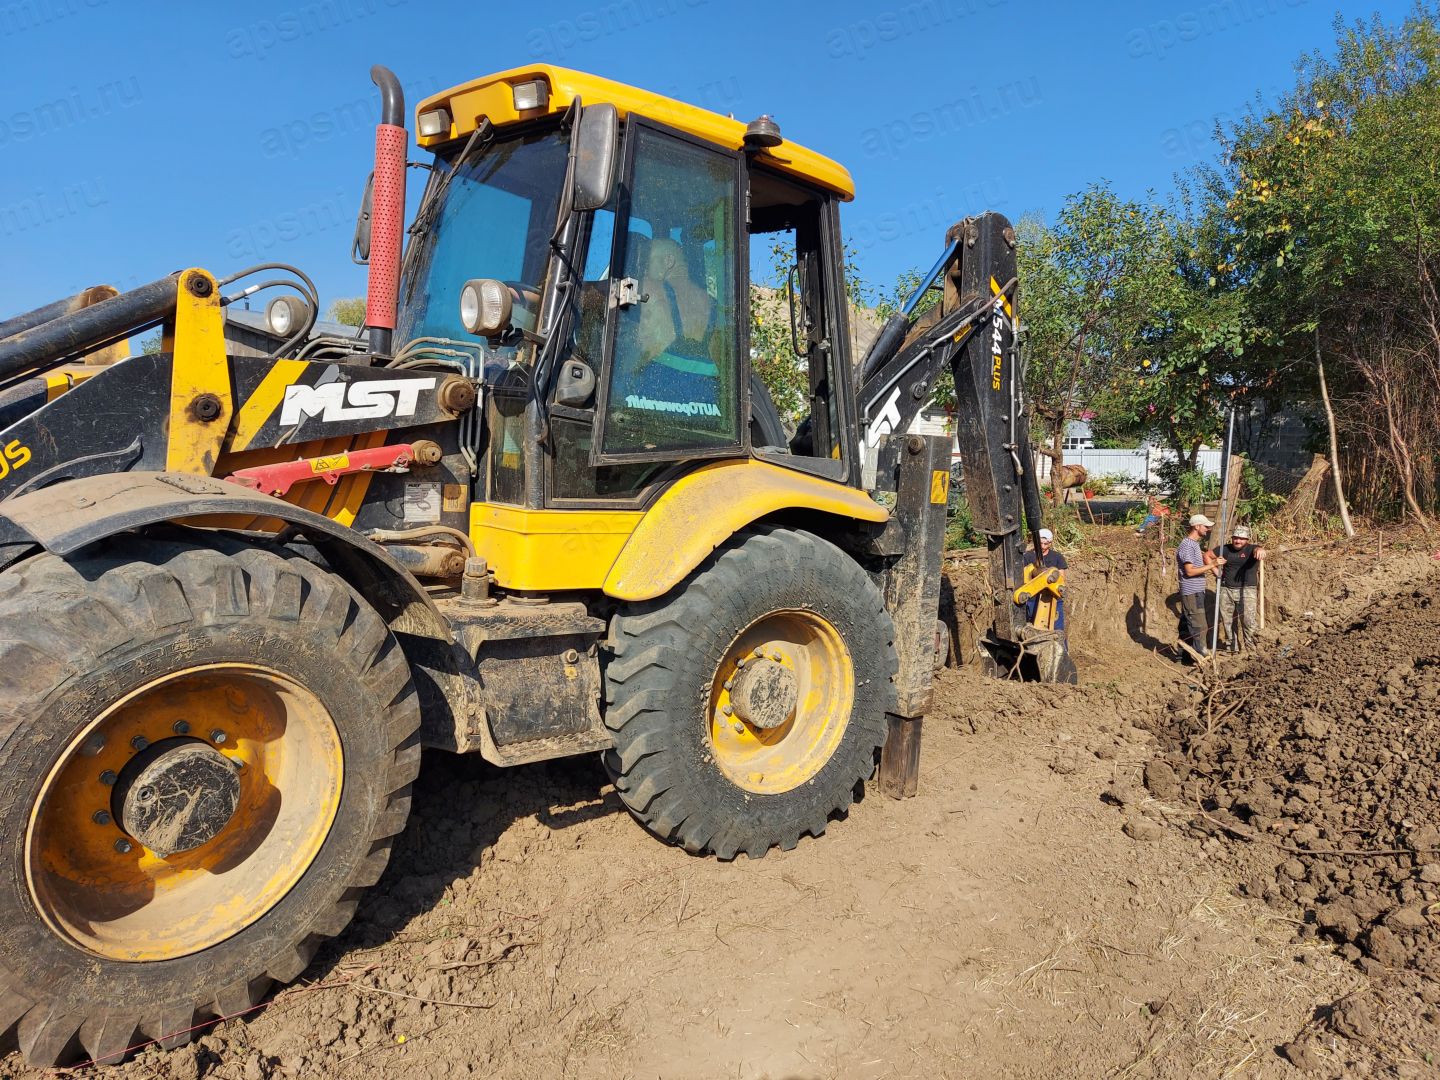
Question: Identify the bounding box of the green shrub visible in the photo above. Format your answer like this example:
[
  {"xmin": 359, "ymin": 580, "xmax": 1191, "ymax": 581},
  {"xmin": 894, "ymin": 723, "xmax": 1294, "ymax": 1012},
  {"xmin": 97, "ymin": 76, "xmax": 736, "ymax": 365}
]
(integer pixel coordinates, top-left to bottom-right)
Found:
[
  {"xmin": 946, "ymin": 494, "xmax": 983, "ymax": 550},
  {"xmin": 1158, "ymin": 459, "xmax": 1219, "ymax": 511},
  {"xmin": 1237, "ymin": 460, "xmax": 1285, "ymax": 524}
]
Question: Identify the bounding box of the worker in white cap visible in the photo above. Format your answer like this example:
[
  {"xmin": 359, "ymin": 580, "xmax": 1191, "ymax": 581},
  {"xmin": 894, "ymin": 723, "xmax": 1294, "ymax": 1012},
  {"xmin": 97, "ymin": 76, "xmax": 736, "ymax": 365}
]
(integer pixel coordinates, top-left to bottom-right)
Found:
[
  {"xmin": 1022, "ymin": 527, "xmax": 1068, "ymax": 629},
  {"xmin": 1175, "ymin": 513, "xmax": 1224, "ymax": 659},
  {"xmin": 1216, "ymin": 524, "xmax": 1267, "ymax": 651}
]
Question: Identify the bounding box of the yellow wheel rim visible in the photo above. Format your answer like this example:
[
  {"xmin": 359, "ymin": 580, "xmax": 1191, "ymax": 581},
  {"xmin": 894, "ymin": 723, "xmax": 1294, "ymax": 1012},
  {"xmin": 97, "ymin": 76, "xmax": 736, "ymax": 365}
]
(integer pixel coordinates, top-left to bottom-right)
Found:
[
  {"xmin": 25, "ymin": 664, "xmax": 343, "ymax": 962},
  {"xmin": 709, "ymin": 610, "xmax": 854, "ymax": 795}
]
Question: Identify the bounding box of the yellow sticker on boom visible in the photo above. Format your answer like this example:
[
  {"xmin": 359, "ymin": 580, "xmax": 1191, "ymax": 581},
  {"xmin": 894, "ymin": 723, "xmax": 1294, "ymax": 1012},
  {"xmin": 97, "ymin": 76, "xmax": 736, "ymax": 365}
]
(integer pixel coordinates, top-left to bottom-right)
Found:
[
  {"xmin": 311, "ymin": 454, "xmax": 349, "ymax": 473},
  {"xmin": 930, "ymin": 469, "xmax": 949, "ymax": 504}
]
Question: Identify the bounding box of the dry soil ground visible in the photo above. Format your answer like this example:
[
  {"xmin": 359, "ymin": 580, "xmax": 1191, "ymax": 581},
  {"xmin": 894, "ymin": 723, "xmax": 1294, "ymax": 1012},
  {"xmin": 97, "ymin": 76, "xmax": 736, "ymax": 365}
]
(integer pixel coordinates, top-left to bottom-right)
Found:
[{"xmin": 5, "ymin": 527, "xmax": 1438, "ymax": 1079}]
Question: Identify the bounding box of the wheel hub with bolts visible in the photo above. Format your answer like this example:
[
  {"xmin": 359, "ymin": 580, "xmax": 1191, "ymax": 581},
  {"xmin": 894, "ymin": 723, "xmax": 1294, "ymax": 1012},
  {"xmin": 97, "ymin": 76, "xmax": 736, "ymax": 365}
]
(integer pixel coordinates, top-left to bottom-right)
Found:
[
  {"xmin": 708, "ymin": 613, "xmax": 857, "ymax": 795},
  {"xmin": 728, "ymin": 656, "xmax": 797, "ymax": 731},
  {"xmin": 111, "ymin": 739, "xmax": 242, "ymax": 858},
  {"xmin": 25, "ymin": 663, "xmax": 344, "ymax": 962}
]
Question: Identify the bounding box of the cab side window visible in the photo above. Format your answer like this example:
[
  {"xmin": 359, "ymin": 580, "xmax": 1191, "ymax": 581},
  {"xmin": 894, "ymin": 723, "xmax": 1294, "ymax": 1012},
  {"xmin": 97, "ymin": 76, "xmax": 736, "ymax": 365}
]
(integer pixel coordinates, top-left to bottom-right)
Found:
[{"xmin": 595, "ymin": 127, "xmax": 742, "ymax": 461}]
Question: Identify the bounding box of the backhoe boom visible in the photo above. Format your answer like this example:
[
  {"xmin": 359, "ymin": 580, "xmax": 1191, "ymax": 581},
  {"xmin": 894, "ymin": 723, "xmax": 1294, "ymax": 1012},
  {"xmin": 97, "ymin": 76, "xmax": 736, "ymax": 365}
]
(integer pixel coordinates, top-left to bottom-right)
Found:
[{"xmin": 859, "ymin": 213, "xmax": 1074, "ymax": 682}]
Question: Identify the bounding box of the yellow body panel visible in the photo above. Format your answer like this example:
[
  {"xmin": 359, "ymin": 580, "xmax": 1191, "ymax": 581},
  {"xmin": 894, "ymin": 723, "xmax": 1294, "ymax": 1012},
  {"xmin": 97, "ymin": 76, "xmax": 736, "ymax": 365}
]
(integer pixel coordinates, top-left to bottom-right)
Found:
[
  {"xmin": 225, "ymin": 359, "xmax": 310, "ymax": 454},
  {"xmin": 417, "ymin": 65, "xmax": 855, "ymax": 201},
  {"xmin": 470, "ymin": 460, "xmax": 887, "ymax": 598},
  {"xmin": 471, "ymin": 503, "xmax": 644, "ymax": 593},
  {"xmin": 603, "ymin": 459, "xmax": 888, "ymax": 601},
  {"xmin": 165, "ymin": 270, "xmax": 232, "ymax": 474}
]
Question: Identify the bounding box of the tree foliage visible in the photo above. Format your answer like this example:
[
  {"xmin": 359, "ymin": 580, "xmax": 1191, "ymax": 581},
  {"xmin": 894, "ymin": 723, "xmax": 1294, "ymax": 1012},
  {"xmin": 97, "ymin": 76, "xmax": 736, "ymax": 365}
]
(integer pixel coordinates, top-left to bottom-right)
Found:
[
  {"xmin": 327, "ymin": 297, "xmax": 367, "ymax": 327},
  {"xmin": 1016, "ymin": 8, "xmax": 1440, "ymax": 521},
  {"xmin": 750, "ymin": 238, "xmax": 869, "ymax": 425},
  {"xmin": 1212, "ymin": 9, "xmax": 1440, "ymax": 519},
  {"xmin": 747, "ymin": 8, "xmax": 1440, "ymax": 523},
  {"xmin": 1016, "ymin": 187, "xmax": 1182, "ymax": 474}
]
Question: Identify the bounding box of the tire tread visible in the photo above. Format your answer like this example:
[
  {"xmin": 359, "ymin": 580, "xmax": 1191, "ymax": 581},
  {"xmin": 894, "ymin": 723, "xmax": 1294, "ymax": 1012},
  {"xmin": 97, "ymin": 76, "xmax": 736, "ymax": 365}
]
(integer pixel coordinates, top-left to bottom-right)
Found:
[
  {"xmin": 603, "ymin": 525, "xmax": 897, "ymax": 861},
  {"xmin": 0, "ymin": 537, "xmax": 418, "ymax": 1066}
]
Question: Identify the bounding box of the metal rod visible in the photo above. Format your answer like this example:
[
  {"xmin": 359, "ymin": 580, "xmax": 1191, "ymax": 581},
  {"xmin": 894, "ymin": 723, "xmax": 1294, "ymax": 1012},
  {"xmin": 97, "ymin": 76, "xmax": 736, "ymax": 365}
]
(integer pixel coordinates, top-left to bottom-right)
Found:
[
  {"xmin": 0, "ymin": 286, "xmax": 116, "ymax": 343},
  {"xmin": 382, "ymin": 542, "xmax": 468, "ymax": 579},
  {"xmin": 902, "ymin": 239, "xmax": 960, "ymax": 318},
  {"xmin": 1210, "ymin": 405, "xmax": 1236, "ymax": 655},
  {"xmin": 0, "ymin": 276, "xmax": 177, "ymax": 382}
]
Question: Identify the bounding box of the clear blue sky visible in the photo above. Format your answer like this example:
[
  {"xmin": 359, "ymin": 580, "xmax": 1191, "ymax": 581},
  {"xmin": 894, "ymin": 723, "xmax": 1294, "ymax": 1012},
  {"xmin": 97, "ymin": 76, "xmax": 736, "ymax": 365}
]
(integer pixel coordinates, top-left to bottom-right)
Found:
[{"xmin": 0, "ymin": 0, "xmax": 1413, "ymax": 317}]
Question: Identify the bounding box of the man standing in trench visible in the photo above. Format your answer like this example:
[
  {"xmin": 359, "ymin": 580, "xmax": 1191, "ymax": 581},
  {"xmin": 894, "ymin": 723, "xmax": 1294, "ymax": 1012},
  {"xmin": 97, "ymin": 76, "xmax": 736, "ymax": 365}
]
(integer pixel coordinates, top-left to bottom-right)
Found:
[
  {"xmin": 1216, "ymin": 524, "xmax": 1266, "ymax": 652},
  {"xmin": 1176, "ymin": 513, "xmax": 1224, "ymax": 660},
  {"xmin": 1023, "ymin": 527, "xmax": 1068, "ymax": 631}
]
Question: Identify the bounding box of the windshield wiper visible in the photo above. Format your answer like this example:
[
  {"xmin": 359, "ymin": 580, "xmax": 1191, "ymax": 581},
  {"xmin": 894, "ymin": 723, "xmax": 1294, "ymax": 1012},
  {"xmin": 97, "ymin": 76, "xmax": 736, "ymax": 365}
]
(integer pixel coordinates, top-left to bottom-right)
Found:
[{"xmin": 400, "ymin": 119, "xmax": 495, "ymax": 291}]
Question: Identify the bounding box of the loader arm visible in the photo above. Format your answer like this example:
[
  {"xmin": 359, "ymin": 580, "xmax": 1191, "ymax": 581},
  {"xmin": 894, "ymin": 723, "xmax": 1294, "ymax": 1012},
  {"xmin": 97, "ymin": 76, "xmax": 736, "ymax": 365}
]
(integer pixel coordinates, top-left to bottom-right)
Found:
[{"xmin": 858, "ymin": 212, "xmax": 1073, "ymax": 682}]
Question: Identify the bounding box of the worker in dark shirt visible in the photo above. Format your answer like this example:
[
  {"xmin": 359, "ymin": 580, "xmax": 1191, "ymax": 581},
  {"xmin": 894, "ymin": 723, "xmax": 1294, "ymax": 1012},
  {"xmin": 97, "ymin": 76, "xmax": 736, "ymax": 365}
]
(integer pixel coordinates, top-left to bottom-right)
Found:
[
  {"xmin": 1022, "ymin": 527, "xmax": 1069, "ymax": 630},
  {"xmin": 1216, "ymin": 524, "xmax": 1266, "ymax": 652}
]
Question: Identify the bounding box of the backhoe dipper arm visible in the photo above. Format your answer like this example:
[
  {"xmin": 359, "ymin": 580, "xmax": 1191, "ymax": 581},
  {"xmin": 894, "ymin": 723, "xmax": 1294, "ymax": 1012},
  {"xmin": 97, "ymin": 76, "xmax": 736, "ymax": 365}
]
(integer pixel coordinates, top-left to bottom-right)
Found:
[{"xmin": 858, "ymin": 213, "xmax": 1059, "ymax": 671}]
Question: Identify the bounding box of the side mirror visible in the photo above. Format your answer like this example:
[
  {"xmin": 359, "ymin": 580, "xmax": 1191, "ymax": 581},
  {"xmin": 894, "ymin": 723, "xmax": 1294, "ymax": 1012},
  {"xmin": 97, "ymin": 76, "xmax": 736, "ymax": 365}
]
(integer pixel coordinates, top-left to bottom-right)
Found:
[
  {"xmin": 351, "ymin": 172, "xmax": 374, "ymax": 265},
  {"xmin": 572, "ymin": 103, "xmax": 618, "ymax": 213}
]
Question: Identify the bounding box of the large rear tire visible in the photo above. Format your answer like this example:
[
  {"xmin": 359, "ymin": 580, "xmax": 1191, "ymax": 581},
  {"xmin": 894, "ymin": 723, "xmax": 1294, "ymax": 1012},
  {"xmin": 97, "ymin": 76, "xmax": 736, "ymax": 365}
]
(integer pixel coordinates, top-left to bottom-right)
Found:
[
  {"xmin": 603, "ymin": 526, "xmax": 897, "ymax": 860},
  {"xmin": 0, "ymin": 536, "xmax": 419, "ymax": 1066}
]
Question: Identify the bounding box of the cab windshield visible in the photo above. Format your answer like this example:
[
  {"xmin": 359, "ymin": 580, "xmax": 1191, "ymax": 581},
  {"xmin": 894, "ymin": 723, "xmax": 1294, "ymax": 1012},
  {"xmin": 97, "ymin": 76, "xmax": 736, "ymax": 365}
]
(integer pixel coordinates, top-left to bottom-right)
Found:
[{"xmin": 396, "ymin": 126, "xmax": 569, "ymax": 356}]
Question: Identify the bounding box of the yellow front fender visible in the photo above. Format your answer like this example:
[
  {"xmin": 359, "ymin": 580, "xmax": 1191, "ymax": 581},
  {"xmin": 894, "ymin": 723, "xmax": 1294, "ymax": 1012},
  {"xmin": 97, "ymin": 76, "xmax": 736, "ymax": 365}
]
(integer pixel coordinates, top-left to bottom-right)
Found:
[{"xmin": 603, "ymin": 459, "xmax": 888, "ymax": 602}]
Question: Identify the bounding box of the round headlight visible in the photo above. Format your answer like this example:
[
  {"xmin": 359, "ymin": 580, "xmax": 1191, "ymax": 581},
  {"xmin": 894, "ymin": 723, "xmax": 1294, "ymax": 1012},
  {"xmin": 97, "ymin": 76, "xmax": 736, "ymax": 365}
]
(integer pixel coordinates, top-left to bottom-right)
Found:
[
  {"xmin": 265, "ymin": 295, "xmax": 311, "ymax": 338},
  {"xmin": 458, "ymin": 278, "xmax": 513, "ymax": 339}
]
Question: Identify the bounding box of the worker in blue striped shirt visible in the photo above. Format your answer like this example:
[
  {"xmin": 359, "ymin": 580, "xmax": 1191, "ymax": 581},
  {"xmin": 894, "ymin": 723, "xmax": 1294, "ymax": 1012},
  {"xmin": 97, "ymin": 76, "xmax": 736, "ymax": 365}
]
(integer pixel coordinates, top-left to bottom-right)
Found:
[{"xmin": 1176, "ymin": 513, "xmax": 1225, "ymax": 659}]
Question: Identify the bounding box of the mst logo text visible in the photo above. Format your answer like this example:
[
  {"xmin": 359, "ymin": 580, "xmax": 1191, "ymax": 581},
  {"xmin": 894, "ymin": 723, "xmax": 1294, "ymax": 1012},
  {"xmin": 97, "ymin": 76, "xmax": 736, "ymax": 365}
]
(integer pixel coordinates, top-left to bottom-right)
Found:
[{"xmin": 280, "ymin": 377, "xmax": 435, "ymax": 426}]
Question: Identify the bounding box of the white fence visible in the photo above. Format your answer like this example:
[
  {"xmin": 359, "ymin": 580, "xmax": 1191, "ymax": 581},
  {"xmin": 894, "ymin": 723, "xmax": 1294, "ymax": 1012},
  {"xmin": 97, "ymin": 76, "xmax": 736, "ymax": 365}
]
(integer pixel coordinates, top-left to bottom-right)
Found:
[{"xmin": 1030, "ymin": 447, "xmax": 1223, "ymax": 488}]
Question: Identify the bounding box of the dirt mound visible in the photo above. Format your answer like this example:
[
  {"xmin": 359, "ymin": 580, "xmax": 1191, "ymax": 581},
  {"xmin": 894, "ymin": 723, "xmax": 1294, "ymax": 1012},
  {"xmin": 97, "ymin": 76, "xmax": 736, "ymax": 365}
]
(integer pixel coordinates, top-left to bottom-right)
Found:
[{"xmin": 1143, "ymin": 579, "xmax": 1440, "ymax": 1060}]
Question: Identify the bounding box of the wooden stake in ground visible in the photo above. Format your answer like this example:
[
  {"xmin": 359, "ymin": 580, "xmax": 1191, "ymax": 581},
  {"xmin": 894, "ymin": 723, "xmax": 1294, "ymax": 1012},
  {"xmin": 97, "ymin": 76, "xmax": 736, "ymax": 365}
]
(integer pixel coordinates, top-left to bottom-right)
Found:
[
  {"xmin": 1316, "ymin": 327, "xmax": 1356, "ymax": 538},
  {"xmin": 1258, "ymin": 560, "xmax": 1266, "ymax": 630}
]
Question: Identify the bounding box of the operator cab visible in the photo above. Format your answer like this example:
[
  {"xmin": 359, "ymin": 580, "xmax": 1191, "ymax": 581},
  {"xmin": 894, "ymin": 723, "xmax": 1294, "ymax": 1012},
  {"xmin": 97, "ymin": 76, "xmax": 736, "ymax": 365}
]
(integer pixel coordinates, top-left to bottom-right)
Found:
[{"xmin": 397, "ymin": 66, "xmax": 860, "ymax": 513}]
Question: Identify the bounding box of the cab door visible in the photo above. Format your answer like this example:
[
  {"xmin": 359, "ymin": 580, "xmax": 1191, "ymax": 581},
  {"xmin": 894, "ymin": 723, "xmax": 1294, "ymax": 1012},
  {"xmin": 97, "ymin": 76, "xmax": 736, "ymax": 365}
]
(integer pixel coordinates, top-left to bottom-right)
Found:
[{"xmin": 589, "ymin": 120, "xmax": 748, "ymax": 466}]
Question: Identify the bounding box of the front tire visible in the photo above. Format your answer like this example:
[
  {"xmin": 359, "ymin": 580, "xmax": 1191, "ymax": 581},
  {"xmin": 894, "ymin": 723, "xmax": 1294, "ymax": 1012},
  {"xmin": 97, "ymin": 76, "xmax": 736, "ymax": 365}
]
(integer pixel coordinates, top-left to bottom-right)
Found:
[
  {"xmin": 603, "ymin": 526, "xmax": 897, "ymax": 860},
  {"xmin": 0, "ymin": 536, "xmax": 419, "ymax": 1066}
]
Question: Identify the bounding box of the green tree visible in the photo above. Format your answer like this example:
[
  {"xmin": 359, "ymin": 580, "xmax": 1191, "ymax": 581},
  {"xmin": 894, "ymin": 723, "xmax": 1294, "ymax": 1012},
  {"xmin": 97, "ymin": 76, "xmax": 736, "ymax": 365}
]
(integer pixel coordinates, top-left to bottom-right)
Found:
[
  {"xmin": 328, "ymin": 297, "xmax": 367, "ymax": 327},
  {"xmin": 749, "ymin": 240, "xmax": 809, "ymax": 423},
  {"xmin": 1213, "ymin": 8, "xmax": 1440, "ymax": 520},
  {"xmin": 1016, "ymin": 187, "xmax": 1182, "ymax": 484},
  {"xmin": 749, "ymin": 239, "xmax": 870, "ymax": 426},
  {"xmin": 1085, "ymin": 202, "xmax": 1259, "ymax": 470}
]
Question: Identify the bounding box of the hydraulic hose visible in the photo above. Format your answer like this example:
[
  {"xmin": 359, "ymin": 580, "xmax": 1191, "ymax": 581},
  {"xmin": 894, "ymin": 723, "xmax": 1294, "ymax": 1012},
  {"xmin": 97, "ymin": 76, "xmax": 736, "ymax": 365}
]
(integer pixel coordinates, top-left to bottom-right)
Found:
[{"xmin": 1016, "ymin": 408, "xmax": 1048, "ymax": 555}]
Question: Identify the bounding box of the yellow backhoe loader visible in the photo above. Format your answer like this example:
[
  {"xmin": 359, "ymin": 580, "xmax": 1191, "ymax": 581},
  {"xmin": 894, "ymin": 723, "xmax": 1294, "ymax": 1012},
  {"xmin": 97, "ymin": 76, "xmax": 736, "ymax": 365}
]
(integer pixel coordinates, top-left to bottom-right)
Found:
[{"xmin": 0, "ymin": 64, "xmax": 1071, "ymax": 1065}]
